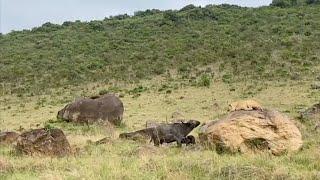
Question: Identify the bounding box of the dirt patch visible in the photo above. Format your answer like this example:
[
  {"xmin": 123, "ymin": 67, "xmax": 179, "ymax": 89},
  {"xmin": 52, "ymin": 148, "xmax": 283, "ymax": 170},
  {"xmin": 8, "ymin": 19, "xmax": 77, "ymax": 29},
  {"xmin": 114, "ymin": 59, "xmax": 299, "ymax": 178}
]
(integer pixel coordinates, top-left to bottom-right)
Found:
[
  {"xmin": 0, "ymin": 158, "xmax": 12, "ymax": 173},
  {"xmin": 0, "ymin": 131, "xmax": 19, "ymax": 146}
]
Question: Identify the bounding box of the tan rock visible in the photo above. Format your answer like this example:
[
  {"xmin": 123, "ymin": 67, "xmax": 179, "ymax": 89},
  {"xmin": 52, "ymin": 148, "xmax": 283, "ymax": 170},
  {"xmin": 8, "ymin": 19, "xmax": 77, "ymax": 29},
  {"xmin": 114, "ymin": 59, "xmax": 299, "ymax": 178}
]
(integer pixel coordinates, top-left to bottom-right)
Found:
[
  {"xmin": 228, "ymin": 100, "xmax": 262, "ymax": 112},
  {"xmin": 199, "ymin": 109, "xmax": 302, "ymax": 155}
]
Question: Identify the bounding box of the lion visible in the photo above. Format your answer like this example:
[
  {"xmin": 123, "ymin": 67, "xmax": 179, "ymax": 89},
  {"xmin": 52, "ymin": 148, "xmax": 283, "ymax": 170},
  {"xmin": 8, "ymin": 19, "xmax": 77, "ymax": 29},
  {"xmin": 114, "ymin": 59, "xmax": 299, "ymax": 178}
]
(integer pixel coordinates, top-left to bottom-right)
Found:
[{"xmin": 228, "ymin": 100, "xmax": 263, "ymax": 112}]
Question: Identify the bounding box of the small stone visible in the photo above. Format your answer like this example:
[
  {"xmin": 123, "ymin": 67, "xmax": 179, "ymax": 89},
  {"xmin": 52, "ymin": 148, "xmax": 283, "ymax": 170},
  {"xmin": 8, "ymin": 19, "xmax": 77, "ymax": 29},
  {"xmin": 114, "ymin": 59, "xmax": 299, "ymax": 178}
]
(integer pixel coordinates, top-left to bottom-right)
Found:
[{"xmin": 311, "ymin": 82, "xmax": 320, "ymax": 90}]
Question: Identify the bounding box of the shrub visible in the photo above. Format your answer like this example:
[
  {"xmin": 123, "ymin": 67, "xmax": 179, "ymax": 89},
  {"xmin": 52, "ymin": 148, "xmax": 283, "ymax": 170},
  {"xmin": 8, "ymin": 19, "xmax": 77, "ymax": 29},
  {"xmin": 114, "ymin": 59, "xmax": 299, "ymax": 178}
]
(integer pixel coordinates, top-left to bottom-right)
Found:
[
  {"xmin": 89, "ymin": 21, "xmax": 104, "ymax": 31},
  {"xmin": 128, "ymin": 85, "xmax": 148, "ymax": 95},
  {"xmin": 197, "ymin": 74, "xmax": 211, "ymax": 87},
  {"xmin": 112, "ymin": 14, "xmax": 130, "ymax": 20},
  {"xmin": 306, "ymin": 0, "xmax": 320, "ymax": 4},
  {"xmin": 222, "ymin": 74, "xmax": 232, "ymax": 84},
  {"xmin": 163, "ymin": 10, "xmax": 180, "ymax": 23},
  {"xmin": 179, "ymin": 4, "xmax": 197, "ymax": 12},
  {"xmin": 271, "ymin": 0, "xmax": 298, "ymax": 7},
  {"xmin": 62, "ymin": 21, "xmax": 73, "ymax": 26},
  {"xmin": 134, "ymin": 9, "xmax": 161, "ymax": 17}
]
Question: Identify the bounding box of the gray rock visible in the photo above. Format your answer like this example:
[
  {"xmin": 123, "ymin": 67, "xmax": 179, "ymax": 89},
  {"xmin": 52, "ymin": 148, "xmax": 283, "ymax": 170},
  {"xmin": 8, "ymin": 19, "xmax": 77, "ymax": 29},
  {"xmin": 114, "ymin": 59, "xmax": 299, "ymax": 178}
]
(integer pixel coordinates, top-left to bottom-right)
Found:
[{"xmin": 311, "ymin": 82, "xmax": 320, "ymax": 90}]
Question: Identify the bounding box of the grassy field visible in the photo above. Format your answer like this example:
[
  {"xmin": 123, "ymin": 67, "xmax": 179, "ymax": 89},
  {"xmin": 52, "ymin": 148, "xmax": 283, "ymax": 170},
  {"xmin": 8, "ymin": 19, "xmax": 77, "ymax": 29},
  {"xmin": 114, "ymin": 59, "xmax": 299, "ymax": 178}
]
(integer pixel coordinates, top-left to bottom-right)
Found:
[
  {"xmin": 1, "ymin": 77, "xmax": 320, "ymax": 179},
  {"xmin": 1, "ymin": 1, "xmax": 320, "ymax": 179}
]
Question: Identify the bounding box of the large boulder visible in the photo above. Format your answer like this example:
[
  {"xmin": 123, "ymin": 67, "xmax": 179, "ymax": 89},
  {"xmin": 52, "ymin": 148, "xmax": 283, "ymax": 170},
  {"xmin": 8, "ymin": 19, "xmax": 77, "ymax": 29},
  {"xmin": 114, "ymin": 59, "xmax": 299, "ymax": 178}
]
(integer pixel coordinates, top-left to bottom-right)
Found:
[
  {"xmin": 57, "ymin": 94, "xmax": 124, "ymax": 125},
  {"xmin": 15, "ymin": 128, "xmax": 71, "ymax": 156},
  {"xmin": 0, "ymin": 131, "xmax": 19, "ymax": 146},
  {"xmin": 199, "ymin": 109, "xmax": 302, "ymax": 155}
]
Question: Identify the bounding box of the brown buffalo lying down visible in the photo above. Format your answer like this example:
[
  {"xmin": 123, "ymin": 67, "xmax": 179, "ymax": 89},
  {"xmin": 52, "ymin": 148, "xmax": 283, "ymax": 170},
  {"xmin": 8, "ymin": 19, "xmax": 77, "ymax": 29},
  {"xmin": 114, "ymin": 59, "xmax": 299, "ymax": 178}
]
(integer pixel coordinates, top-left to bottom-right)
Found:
[{"xmin": 57, "ymin": 94, "xmax": 124, "ymax": 125}]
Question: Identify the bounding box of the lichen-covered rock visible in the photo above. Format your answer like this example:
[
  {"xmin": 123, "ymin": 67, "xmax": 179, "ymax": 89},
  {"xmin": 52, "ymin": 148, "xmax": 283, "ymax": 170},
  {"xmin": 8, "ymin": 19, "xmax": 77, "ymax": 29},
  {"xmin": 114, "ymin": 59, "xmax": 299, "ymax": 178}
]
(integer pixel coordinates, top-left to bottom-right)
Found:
[
  {"xmin": 0, "ymin": 131, "xmax": 19, "ymax": 146},
  {"xmin": 199, "ymin": 110, "xmax": 302, "ymax": 155},
  {"xmin": 228, "ymin": 100, "xmax": 263, "ymax": 112},
  {"xmin": 16, "ymin": 128, "xmax": 71, "ymax": 156},
  {"xmin": 57, "ymin": 94, "xmax": 124, "ymax": 125}
]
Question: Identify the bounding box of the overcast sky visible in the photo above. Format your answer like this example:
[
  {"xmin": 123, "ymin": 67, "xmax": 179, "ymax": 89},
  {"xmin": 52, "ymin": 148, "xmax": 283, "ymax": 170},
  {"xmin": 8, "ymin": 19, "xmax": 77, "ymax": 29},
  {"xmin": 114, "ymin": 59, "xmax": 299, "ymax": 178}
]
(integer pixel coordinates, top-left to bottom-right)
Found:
[{"xmin": 0, "ymin": 0, "xmax": 272, "ymax": 34}]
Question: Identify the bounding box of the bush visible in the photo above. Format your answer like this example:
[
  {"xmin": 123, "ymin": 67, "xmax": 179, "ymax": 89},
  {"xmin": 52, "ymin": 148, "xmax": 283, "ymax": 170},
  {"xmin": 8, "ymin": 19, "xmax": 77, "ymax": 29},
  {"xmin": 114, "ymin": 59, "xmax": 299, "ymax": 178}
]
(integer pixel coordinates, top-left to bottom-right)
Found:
[
  {"xmin": 89, "ymin": 21, "xmax": 104, "ymax": 31},
  {"xmin": 33, "ymin": 22, "xmax": 61, "ymax": 32},
  {"xmin": 222, "ymin": 74, "xmax": 232, "ymax": 84},
  {"xmin": 306, "ymin": 0, "xmax": 320, "ymax": 4},
  {"xmin": 271, "ymin": 0, "xmax": 298, "ymax": 7},
  {"xmin": 179, "ymin": 4, "xmax": 197, "ymax": 12},
  {"xmin": 128, "ymin": 85, "xmax": 148, "ymax": 95},
  {"xmin": 62, "ymin": 21, "xmax": 73, "ymax": 26},
  {"xmin": 134, "ymin": 9, "xmax": 161, "ymax": 17},
  {"xmin": 185, "ymin": 8, "xmax": 217, "ymax": 20},
  {"xmin": 112, "ymin": 14, "xmax": 130, "ymax": 20},
  {"xmin": 163, "ymin": 10, "xmax": 180, "ymax": 23},
  {"xmin": 197, "ymin": 74, "xmax": 211, "ymax": 87}
]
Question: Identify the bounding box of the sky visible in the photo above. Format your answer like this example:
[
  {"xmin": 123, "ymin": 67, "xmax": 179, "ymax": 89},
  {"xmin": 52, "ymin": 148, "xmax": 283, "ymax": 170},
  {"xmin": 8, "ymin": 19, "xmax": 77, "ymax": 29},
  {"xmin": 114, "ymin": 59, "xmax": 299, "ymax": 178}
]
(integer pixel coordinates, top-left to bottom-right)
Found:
[{"xmin": 0, "ymin": 0, "xmax": 272, "ymax": 34}]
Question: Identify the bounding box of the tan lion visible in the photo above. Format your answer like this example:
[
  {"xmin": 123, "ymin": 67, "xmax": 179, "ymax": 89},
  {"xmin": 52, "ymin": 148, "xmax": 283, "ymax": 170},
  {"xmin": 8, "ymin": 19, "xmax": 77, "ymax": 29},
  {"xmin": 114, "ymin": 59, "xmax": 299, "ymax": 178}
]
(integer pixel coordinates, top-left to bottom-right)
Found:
[{"xmin": 228, "ymin": 100, "xmax": 263, "ymax": 112}]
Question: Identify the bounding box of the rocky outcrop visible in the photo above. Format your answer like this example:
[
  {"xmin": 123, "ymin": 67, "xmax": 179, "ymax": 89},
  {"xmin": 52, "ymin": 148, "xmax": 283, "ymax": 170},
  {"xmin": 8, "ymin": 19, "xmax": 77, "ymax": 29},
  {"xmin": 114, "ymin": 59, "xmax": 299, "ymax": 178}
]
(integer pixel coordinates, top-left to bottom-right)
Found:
[
  {"xmin": 15, "ymin": 128, "xmax": 71, "ymax": 156},
  {"xmin": 57, "ymin": 94, "xmax": 124, "ymax": 125},
  {"xmin": 199, "ymin": 109, "xmax": 302, "ymax": 155}
]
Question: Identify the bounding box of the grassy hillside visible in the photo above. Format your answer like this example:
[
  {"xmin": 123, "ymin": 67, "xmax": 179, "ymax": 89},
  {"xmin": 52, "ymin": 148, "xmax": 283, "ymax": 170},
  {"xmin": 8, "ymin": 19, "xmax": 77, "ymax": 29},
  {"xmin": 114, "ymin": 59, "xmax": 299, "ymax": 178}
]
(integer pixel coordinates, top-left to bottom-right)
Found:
[
  {"xmin": 1, "ymin": 3, "xmax": 320, "ymax": 94},
  {"xmin": 1, "ymin": 2, "xmax": 320, "ymax": 180}
]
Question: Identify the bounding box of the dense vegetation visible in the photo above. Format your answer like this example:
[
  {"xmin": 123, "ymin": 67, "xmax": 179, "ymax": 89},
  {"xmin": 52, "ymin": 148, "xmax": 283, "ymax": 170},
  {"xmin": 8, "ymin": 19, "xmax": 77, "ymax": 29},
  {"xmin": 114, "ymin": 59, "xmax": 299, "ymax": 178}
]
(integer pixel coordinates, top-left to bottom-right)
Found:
[
  {"xmin": 271, "ymin": 0, "xmax": 320, "ymax": 7},
  {"xmin": 0, "ymin": 3, "xmax": 320, "ymax": 94}
]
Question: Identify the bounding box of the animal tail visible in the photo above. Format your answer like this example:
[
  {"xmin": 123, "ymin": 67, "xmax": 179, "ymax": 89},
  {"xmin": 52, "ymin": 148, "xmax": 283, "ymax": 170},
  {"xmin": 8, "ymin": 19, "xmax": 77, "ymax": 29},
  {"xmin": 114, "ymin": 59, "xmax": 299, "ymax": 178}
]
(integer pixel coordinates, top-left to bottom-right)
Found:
[
  {"xmin": 119, "ymin": 129, "xmax": 150, "ymax": 139},
  {"xmin": 119, "ymin": 132, "xmax": 132, "ymax": 138}
]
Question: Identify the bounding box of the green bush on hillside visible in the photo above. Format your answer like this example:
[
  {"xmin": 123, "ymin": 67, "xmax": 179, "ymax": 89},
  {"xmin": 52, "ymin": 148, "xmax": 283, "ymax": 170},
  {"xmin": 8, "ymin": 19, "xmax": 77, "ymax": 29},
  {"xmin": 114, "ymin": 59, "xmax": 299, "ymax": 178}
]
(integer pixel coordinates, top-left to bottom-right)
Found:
[
  {"xmin": 306, "ymin": 0, "xmax": 320, "ymax": 4},
  {"xmin": 197, "ymin": 74, "xmax": 211, "ymax": 87},
  {"xmin": 271, "ymin": 0, "xmax": 299, "ymax": 7}
]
